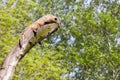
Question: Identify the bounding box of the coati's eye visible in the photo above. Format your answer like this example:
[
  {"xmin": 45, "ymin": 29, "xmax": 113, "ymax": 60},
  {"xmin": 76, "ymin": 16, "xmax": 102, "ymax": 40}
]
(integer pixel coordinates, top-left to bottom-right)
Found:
[{"xmin": 54, "ymin": 18, "xmax": 57, "ymax": 20}]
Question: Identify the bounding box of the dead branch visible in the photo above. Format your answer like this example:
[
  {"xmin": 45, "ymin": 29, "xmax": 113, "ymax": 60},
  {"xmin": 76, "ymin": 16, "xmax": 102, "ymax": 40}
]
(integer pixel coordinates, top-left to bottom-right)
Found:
[{"xmin": 0, "ymin": 14, "xmax": 60, "ymax": 80}]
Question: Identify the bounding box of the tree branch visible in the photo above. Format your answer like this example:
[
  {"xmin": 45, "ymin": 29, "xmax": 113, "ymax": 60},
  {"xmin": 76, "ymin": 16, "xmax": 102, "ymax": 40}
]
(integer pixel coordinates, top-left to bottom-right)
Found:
[{"xmin": 0, "ymin": 23, "xmax": 59, "ymax": 80}]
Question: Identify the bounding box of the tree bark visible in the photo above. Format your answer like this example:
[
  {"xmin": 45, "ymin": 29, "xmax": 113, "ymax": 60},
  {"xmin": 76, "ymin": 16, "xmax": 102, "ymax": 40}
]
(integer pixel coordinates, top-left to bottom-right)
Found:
[{"xmin": 0, "ymin": 23, "xmax": 59, "ymax": 80}]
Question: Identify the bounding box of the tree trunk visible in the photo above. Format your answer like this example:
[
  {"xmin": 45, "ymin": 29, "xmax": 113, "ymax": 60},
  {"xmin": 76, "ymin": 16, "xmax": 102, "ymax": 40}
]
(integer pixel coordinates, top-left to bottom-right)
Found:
[{"xmin": 0, "ymin": 22, "xmax": 59, "ymax": 80}]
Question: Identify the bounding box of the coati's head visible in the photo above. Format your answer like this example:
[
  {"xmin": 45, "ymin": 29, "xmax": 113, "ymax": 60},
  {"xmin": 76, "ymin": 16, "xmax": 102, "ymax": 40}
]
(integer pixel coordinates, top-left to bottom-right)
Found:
[{"xmin": 42, "ymin": 14, "xmax": 60, "ymax": 26}]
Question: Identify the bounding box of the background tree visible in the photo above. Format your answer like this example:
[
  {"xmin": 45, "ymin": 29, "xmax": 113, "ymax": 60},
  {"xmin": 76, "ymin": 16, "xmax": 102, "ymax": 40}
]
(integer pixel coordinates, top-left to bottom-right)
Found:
[{"xmin": 0, "ymin": 0, "xmax": 120, "ymax": 80}]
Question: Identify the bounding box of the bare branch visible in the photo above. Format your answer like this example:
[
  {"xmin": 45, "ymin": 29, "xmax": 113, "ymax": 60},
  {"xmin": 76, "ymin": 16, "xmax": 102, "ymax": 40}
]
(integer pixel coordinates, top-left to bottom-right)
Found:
[{"xmin": 0, "ymin": 17, "xmax": 60, "ymax": 80}]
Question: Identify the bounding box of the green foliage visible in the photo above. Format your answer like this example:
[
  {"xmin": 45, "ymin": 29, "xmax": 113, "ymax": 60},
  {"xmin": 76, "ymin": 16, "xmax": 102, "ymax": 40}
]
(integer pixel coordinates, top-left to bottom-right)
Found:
[{"xmin": 0, "ymin": 0, "xmax": 120, "ymax": 80}]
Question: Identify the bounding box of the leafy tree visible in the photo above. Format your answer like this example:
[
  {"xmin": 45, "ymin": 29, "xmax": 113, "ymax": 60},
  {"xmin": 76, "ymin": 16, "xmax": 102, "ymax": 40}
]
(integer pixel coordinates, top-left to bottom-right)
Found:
[{"xmin": 0, "ymin": 0, "xmax": 120, "ymax": 80}]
